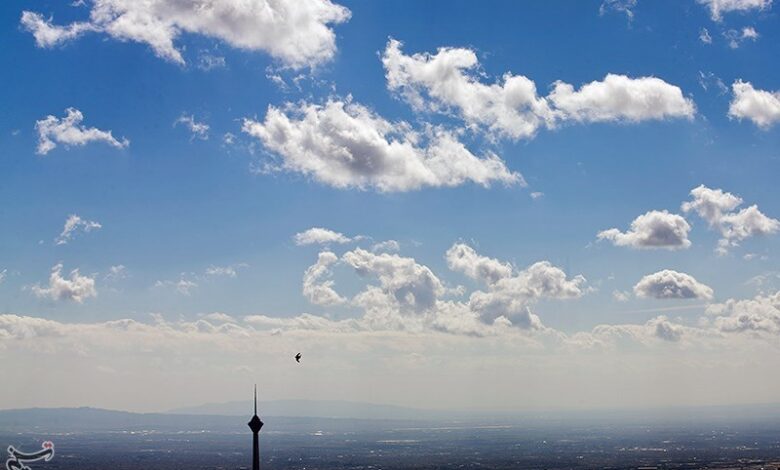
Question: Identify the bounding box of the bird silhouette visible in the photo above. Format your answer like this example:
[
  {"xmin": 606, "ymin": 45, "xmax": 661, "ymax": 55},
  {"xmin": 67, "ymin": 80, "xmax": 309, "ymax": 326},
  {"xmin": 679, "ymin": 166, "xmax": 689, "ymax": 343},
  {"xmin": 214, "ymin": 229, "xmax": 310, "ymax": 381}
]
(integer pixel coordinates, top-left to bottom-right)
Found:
[{"xmin": 295, "ymin": 353, "xmax": 302, "ymax": 363}]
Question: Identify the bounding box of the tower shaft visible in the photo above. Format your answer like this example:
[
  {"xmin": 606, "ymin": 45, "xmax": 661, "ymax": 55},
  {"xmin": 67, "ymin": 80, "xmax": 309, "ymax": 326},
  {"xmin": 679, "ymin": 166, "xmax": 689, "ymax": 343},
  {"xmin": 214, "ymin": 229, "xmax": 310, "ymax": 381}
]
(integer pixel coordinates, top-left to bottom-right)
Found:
[
  {"xmin": 248, "ymin": 385, "xmax": 264, "ymax": 470},
  {"xmin": 252, "ymin": 431, "xmax": 259, "ymax": 470}
]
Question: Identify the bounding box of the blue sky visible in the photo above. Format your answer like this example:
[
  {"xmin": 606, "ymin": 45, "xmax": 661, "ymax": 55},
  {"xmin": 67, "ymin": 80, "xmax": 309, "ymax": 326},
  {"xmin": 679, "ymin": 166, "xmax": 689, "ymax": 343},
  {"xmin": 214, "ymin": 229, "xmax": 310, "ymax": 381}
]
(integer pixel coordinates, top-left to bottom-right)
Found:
[{"xmin": 1, "ymin": 0, "xmax": 779, "ymax": 411}]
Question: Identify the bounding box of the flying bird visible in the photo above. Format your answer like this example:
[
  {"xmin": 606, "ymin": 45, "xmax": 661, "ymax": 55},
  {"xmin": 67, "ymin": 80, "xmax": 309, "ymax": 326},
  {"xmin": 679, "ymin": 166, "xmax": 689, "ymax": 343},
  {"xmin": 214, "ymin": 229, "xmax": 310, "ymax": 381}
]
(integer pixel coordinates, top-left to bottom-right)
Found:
[{"xmin": 295, "ymin": 353, "xmax": 302, "ymax": 363}]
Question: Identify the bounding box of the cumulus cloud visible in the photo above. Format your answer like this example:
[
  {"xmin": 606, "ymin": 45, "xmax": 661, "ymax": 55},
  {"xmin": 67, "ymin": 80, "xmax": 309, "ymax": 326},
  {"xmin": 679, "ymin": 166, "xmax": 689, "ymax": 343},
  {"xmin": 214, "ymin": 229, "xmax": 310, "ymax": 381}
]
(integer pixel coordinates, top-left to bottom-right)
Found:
[
  {"xmin": 682, "ymin": 185, "xmax": 779, "ymax": 254},
  {"xmin": 584, "ymin": 315, "xmax": 688, "ymax": 345},
  {"xmin": 242, "ymin": 98, "xmax": 522, "ymax": 192},
  {"xmin": 344, "ymin": 248, "xmax": 445, "ymax": 313},
  {"xmin": 707, "ymin": 290, "xmax": 780, "ymax": 334},
  {"xmin": 340, "ymin": 249, "xmax": 491, "ymax": 335},
  {"xmin": 633, "ymin": 269, "xmax": 714, "ymax": 300},
  {"xmin": 36, "ymin": 108, "xmax": 129, "ymax": 155},
  {"xmin": 446, "ymin": 243, "xmax": 586, "ymax": 325},
  {"xmin": 294, "ymin": 227, "xmax": 352, "ymax": 246},
  {"xmin": 445, "ymin": 243, "xmax": 513, "ymax": 285},
  {"xmin": 651, "ymin": 315, "xmax": 685, "ymax": 341},
  {"xmin": 682, "ymin": 185, "xmax": 742, "ymax": 225},
  {"xmin": 382, "ymin": 39, "xmax": 694, "ymax": 141},
  {"xmin": 302, "ymin": 251, "xmax": 346, "ymax": 306},
  {"xmin": 466, "ymin": 261, "xmax": 586, "ymax": 325},
  {"xmin": 293, "ymin": 241, "xmax": 584, "ymax": 335},
  {"xmin": 55, "ymin": 214, "xmax": 102, "ymax": 245},
  {"xmin": 21, "ymin": 0, "xmax": 351, "ymax": 69},
  {"xmin": 598, "ymin": 210, "xmax": 691, "ymax": 250},
  {"xmin": 548, "ymin": 74, "xmax": 695, "ymax": 123},
  {"xmin": 697, "ymin": 0, "xmax": 773, "ymax": 21},
  {"xmin": 32, "ymin": 263, "xmax": 97, "ymax": 303},
  {"xmin": 728, "ymin": 80, "xmax": 780, "ymax": 129},
  {"xmin": 382, "ymin": 38, "xmax": 555, "ymax": 140},
  {"xmin": 174, "ymin": 114, "xmax": 209, "ymax": 140}
]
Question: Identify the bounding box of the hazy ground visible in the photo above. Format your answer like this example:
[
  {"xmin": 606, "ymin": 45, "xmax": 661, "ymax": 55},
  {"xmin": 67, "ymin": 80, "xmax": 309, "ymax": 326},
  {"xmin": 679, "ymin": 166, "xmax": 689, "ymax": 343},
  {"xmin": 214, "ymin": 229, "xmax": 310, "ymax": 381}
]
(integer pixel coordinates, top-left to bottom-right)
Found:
[{"xmin": 4, "ymin": 415, "xmax": 780, "ymax": 469}]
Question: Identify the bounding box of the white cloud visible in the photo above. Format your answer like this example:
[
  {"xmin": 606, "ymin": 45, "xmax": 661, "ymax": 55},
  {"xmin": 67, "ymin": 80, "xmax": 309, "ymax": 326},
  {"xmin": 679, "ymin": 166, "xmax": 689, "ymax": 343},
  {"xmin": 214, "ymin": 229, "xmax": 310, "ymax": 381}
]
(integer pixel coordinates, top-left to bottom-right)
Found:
[
  {"xmin": 344, "ymin": 248, "xmax": 445, "ymax": 313},
  {"xmin": 371, "ymin": 240, "xmax": 401, "ymax": 253},
  {"xmin": 0, "ymin": 269, "xmax": 7, "ymax": 284},
  {"xmin": 445, "ymin": 243, "xmax": 513, "ymax": 285},
  {"xmin": 548, "ymin": 74, "xmax": 695, "ymax": 123},
  {"xmin": 585, "ymin": 315, "xmax": 689, "ymax": 344},
  {"xmin": 651, "ymin": 315, "xmax": 685, "ymax": 342},
  {"xmin": 32, "ymin": 263, "xmax": 97, "ymax": 303},
  {"xmin": 530, "ymin": 191, "xmax": 544, "ymax": 200},
  {"xmin": 599, "ymin": 0, "xmax": 638, "ymax": 21},
  {"xmin": 7, "ymin": 306, "xmax": 780, "ymax": 413},
  {"xmin": 446, "ymin": 243, "xmax": 586, "ymax": 325},
  {"xmin": 382, "ymin": 39, "xmax": 694, "ymax": 141},
  {"xmin": 202, "ymin": 312, "xmax": 236, "ymax": 323},
  {"xmin": 154, "ymin": 264, "xmax": 245, "ymax": 294},
  {"xmin": 105, "ymin": 265, "xmax": 127, "ymax": 281},
  {"xmin": 302, "ymin": 251, "xmax": 346, "ymax": 306},
  {"xmin": 242, "ymin": 98, "xmax": 522, "ymax": 192},
  {"xmin": 699, "ymin": 27, "xmax": 713, "ymax": 44},
  {"xmin": 598, "ymin": 210, "xmax": 692, "ymax": 250},
  {"xmin": 154, "ymin": 278, "xmax": 198, "ymax": 295},
  {"xmin": 21, "ymin": 0, "xmax": 351, "ymax": 69},
  {"xmin": 466, "ymin": 261, "xmax": 586, "ymax": 325},
  {"xmin": 20, "ymin": 11, "xmax": 94, "ymax": 47},
  {"xmin": 741, "ymin": 26, "xmax": 760, "ymax": 39},
  {"xmin": 698, "ymin": 71, "xmax": 728, "ymax": 94},
  {"xmin": 36, "ymin": 108, "xmax": 129, "ymax": 155},
  {"xmin": 613, "ymin": 290, "xmax": 631, "ymax": 302},
  {"xmin": 222, "ymin": 132, "xmax": 236, "ymax": 146},
  {"xmin": 717, "ymin": 206, "xmax": 780, "ymax": 253},
  {"xmin": 174, "ymin": 114, "xmax": 209, "ymax": 140},
  {"xmin": 197, "ymin": 52, "xmax": 226, "ymax": 71},
  {"xmin": 205, "ymin": 263, "xmax": 248, "ymax": 278},
  {"xmin": 382, "ymin": 38, "xmax": 555, "ymax": 140},
  {"xmin": 294, "ymin": 227, "xmax": 352, "ymax": 246},
  {"xmin": 724, "ymin": 27, "xmax": 760, "ymax": 48},
  {"xmin": 293, "ymin": 242, "xmax": 583, "ymax": 335},
  {"xmin": 633, "ymin": 269, "xmax": 714, "ymax": 300},
  {"xmin": 697, "ymin": 0, "xmax": 773, "ymax": 21},
  {"xmin": 682, "ymin": 185, "xmax": 779, "ymax": 254},
  {"xmin": 728, "ymin": 80, "xmax": 780, "ymax": 128},
  {"xmin": 681, "ymin": 185, "xmax": 742, "ymax": 225},
  {"xmin": 707, "ymin": 290, "xmax": 780, "ymax": 334},
  {"xmin": 55, "ymin": 214, "xmax": 102, "ymax": 245}
]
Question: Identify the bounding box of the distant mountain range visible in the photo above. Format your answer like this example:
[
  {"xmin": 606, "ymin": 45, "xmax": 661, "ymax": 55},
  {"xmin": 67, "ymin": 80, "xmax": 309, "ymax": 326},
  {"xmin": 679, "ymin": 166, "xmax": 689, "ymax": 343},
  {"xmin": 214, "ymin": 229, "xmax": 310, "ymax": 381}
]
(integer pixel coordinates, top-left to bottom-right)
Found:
[
  {"xmin": 0, "ymin": 404, "xmax": 432, "ymax": 434},
  {"xmin": 3, "ymin": 401, "xmax": 780, "ymax": 434},
  {"xmin": 169, "ymin": 399, "xmax": 446, "ymax": 420}
]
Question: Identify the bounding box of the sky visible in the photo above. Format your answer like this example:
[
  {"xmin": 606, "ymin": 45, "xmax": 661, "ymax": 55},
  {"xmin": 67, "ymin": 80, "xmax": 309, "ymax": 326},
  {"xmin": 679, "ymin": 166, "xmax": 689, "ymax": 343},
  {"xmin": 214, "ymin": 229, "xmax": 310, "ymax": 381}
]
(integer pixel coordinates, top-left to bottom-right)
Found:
[{"xmin": 1, "ymin": 0, "xmax": 779, "ymax": 414}]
